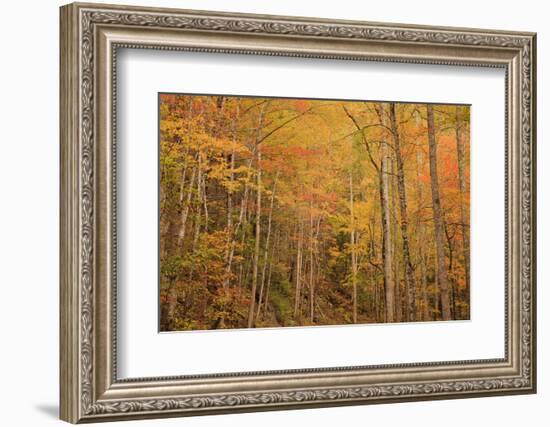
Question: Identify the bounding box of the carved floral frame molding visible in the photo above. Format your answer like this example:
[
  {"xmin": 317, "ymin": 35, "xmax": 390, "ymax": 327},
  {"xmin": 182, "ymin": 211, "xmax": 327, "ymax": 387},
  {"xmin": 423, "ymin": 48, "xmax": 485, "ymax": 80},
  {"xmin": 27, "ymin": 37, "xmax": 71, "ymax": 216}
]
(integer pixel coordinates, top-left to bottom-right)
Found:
[{"xmin": 60, "ymin": 2, "xmax": 536, "ymax": 423}]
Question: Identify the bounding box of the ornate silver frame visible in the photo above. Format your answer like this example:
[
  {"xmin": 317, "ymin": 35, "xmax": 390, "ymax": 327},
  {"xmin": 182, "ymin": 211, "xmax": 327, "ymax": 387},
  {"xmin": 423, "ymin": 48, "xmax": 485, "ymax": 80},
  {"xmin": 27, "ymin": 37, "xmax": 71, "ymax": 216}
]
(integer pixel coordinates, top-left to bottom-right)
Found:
[{"xmin": 60, "ymin": 2, "xmax": 536, "ymax": 423}]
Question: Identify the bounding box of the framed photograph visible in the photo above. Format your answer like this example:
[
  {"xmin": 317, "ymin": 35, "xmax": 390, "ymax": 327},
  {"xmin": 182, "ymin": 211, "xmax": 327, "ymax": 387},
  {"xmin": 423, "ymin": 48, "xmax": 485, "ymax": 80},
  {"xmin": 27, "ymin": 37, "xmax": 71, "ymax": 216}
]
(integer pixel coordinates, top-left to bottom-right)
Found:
[{"xmin": 60, "ymin": 2, "xmax": 536, "ymax": 423}]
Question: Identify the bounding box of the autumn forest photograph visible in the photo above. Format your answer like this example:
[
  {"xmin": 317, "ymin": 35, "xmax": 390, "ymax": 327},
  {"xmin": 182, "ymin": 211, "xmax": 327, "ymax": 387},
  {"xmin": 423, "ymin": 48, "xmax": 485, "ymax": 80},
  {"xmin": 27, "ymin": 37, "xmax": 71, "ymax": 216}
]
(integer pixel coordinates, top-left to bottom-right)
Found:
[{"xmin": 159, "ymin": 93, "xmax": 470, "ymax": 332}]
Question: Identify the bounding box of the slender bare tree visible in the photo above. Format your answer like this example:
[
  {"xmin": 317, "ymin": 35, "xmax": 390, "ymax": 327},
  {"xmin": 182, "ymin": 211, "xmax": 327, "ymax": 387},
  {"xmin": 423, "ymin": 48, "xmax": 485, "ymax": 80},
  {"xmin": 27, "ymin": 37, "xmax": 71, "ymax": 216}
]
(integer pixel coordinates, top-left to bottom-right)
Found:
[{"xmin": 427, "ymin": 104, "xmax": 451, "ymax": 320}]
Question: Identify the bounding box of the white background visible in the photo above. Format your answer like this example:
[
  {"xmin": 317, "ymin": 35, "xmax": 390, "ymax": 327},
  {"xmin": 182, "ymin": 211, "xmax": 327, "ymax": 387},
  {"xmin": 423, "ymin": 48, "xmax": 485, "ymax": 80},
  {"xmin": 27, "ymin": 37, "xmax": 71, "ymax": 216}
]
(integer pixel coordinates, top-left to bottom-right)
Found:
[
  {"xmin": 0, "ymin": 0, "xmax": 545, "ymax": 426},
  {"xmin": 118, "ymin": 49, "xmax": 504, "ymax": 377}
]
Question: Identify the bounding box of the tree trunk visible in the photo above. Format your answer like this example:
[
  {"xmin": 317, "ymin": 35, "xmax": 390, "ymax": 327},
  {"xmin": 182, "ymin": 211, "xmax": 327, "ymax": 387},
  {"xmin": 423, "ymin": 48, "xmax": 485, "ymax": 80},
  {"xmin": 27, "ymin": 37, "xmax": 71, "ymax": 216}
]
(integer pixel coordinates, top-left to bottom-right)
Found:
[
  {"xmin": 312, "ymin": 216, "xmax": 321, "ymax": 323},
  {"xmin": 192, "ymin": 152, "xmax": 202, "ymax": 250},
  {"xmin": 160, "ymin": 278, "xmax": 177, "ymax": 330},
  {"xmin": 309, "ymin": 202, "xmax": 316, "ymax": 323},
  {"xmin": 427, "ymin": 104, "xmax": 451, "ymax": 321},
  {"xmin": 223, "ymin": 132, "xmax": 236, "ymax": 289},
  {"xmin": 177, "ymin": 163, "xmax": 197, "ymax": 248},
  {"xmin": 263, "ymin": 231, "xmax": 278, "ymax": 318},
  {"xmin": 256, "ymin": 174, "xmax": 278, "ymax": 321},
  {"xmin": 247, "ymin": 105, "xmax": 266, "ymax": 328},
  {"xmin": 445, "ymin": 224, "xmax": 457, "ymax": 319},
  {"xmin": 173, "ymin": 100, "xmax": 193, "ymax": 250},
  {"xmin": 381, "ymin": 124, "xmax": 395, "ymax": 322},
  {"xmin": 187, "ymin": 152, "xmax": 203, "ymax": 281},
  {"xmin": 294, "ymin": 220, "xmax": 304, "ymax": 319},
  {"xmin": 420, "ymin": 250, "xmax": 429, "ymax": 321},
  {"xmin": 414, "ymin": 149, "xmax": 430, "ymax": 320},
  {"xmin": 389, "ymin": 103, "xmax": 417, "ymax": 321},
  {"xmin": 390, "ymin": 158, "xmax": 402, "ymax": 322},
  {"xmin": 201, "ymin": 166, "xmax": 209, "ymax": 233},
  {"xmin": 349, "ymin": 172, "xmax": 358, "ymax": 323},
  {"xmin": 455, "ymin": 106, "xmax": 470, "ymax": 316}
]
